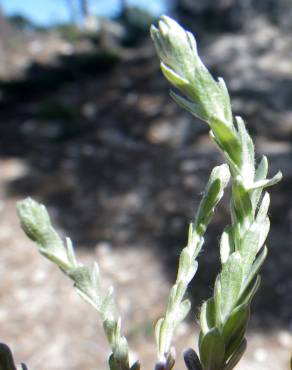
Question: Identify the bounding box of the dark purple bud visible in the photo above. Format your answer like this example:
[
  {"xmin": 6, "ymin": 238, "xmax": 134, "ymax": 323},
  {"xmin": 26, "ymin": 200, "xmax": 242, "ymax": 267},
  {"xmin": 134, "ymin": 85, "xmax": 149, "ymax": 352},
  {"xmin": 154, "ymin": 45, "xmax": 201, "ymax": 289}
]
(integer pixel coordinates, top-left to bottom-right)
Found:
[{"xmin": 183, "ymin": 348, "xmax": 202, "ymax": 370}]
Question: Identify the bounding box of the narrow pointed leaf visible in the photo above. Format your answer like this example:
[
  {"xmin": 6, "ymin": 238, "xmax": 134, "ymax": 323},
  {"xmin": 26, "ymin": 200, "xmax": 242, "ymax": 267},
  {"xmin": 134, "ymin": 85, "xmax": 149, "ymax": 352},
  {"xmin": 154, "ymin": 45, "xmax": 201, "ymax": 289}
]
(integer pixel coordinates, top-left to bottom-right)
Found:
[
  {"xmin": 224, "ymin": 339, "xmax": 247, "ymax": 370},
  {"xmin": 217, "ymin": 78, "xmax": 232, "ymax": 124},
  {"xmin": 250, "ymin": 171, "xmax": 282, "ymax": 190},
  {"xmin": 237, "ymin": 275, "xmax": 261, "ymax": 307},
  {"xmin": 232, "ymin": 180, "xmax": 253, "ymax": 226},
  {"xmin": 239, "ymin": 224, "xmax": 262, "ymax": 277},
  {"xmin": 200, "ymin": 298, "xmax": 216, "ymax": 334},
  {"xmin": 210, "ymin": 117, "xmax": 241, "ymax": 166},
  {"xmin": 241, "ymin": 246, "xmax": 267, "ymax": 294},
  {"xmin": 236, "ymin": 116, "xmax": 255, "ymax": 182},
  {"xmin": 199, "ymin": 328, "xmax": 225, "ymax": 370},
  {"xmin": 195, "ymin": 164, "xmax": 230, "ymax": 237},
  {"xmin": 161, "ymin": 62, "xmax": 189, "ymax": 90},
  {"xmin": 251, "ymin": 155, "xmax": 268, "ymax": 209},
  {"xmin": 176, "ymin": 299, "xmax": 191, "ymax": 323},
  {"xmin": 220, "ymin": 226, "xmax": 233, "ymax": 264},
  {"xmin": 256, "ymin": 193, "xmax": 270, "ymax": 223},
  {"xmin": 170, "ymin": 91, "xmax": 207, "ymax": 121},
  {"xmin": 222, "ymin": 304, "xmax": 249, "ymax": 359},
  {"xmin": 219, "ymin": 252, "xmax": 243, "ymax": 322}
]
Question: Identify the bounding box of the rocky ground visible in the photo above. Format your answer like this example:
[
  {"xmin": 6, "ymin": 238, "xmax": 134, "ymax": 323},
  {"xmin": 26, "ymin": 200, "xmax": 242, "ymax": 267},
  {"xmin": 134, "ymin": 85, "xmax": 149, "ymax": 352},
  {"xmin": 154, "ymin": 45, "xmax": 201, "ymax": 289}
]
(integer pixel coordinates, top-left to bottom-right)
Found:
[{"xmin": 0, "ymin": 14, "xmax": 291, "ymax": 370}]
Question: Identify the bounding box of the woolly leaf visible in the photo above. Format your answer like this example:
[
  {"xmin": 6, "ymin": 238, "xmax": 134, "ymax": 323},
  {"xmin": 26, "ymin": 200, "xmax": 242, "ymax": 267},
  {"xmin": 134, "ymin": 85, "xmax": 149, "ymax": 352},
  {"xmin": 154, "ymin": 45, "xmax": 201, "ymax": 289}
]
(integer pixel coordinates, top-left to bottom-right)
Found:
[
  {"xmin": 210, "ymin": 117, "xmax": 241, "ymax": 166},
  {"xmin": 250, "ymin": 171, "xmax": 282, "ymax": 190},
  {"xmin": 170, "ymin": 91, "xmax": 208, "ymax": 122},
  {"xmin": 200, "ymin": 298, "xmax": 216, "ymax": 335},
  {"xmin": 237, "ymin": 275, "xmax": 261, "ymax": 307},
  {"xmin": 161, "ymin": 62, "xmax": 189, "ymax": 90},
  {"xmin": 236, "ymin": 116, "xmax": 255, "ymax": 183},
  {"xmin": 219, "ymin": 252, "xmax": 243, "ymax": 322},
  {"xmin": 177, "ymin": 299, "xmax": 192, "ymax": 323},
  {"xmin": 195, "ymin": 164, "xmax": 230, "ymax": 237},
  {"xmin": 251, "ymin": 155, "xmax": 268, "ymax": 210},
  {"xmin": 217, "ymin": 78, "xmax": 232, "ymax": 124},
  {"xmin": 17, "ymin": 198, "xmax": 69, "ymax": 267},
  {"xmin": 222, "ymin": 304, "xmax": 249, "ymax": 359},
  {"xmin": 232, "ymin": 179, "xmax": 253, "ymax": 227},
  {"xmin": 239, "ymin": 222, "xmax": 267, "ymax": 277},
  {"xmin": 241, "ymin": 246, "xmax": 267, "ymax": 294},
  {"xmin": 220, "ymin": 226, "xmax": 233, "ymax": 264}
]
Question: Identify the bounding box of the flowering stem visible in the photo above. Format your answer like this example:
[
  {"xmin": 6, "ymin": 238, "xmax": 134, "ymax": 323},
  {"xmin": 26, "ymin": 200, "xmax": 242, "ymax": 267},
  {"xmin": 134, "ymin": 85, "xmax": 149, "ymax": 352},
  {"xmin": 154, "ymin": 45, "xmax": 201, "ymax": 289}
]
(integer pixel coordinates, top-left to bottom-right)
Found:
[
  {"xmin": 17, "ymin": 198, "xmax": 139, "ymax": 370},
  {"xmin": 151, "ymin": 15, "xmax": 282, "ymax": 370}
]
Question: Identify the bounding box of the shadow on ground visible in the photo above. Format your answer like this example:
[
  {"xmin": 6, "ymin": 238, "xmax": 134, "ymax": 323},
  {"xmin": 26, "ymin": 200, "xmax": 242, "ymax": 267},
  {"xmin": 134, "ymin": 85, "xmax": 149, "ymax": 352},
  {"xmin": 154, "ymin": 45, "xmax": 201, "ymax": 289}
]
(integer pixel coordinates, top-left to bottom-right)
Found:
[{"xmin": 0, "ymin": 42, "xmax": 291, "ymax": 333}]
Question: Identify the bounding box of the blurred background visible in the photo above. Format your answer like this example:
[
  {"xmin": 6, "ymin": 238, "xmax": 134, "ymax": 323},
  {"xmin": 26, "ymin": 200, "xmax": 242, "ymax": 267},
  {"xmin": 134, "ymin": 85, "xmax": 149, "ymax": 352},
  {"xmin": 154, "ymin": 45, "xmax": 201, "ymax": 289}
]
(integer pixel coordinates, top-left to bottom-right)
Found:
[{"xmin": 0, "ymin": 0, "xmax": 291, "ymax": 369}]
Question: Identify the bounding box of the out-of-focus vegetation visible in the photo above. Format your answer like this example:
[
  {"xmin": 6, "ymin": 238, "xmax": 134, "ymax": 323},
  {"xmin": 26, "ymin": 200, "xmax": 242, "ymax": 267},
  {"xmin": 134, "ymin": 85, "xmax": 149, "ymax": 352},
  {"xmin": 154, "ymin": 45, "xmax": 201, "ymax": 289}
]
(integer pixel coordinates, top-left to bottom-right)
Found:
[{"xmin": 175, "ymin": 0, "xmax": 292, "ymax": 30}]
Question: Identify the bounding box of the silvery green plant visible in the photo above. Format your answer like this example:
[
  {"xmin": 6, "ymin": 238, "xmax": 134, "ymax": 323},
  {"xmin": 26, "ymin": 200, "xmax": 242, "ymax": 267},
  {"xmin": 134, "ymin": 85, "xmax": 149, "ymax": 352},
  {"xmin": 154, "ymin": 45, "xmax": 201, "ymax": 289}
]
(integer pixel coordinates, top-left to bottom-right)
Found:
[
  {"xmin": 12, "ymin": 14, "xmax": 285, "ymax": 370},
  {"xmin": 16, "ymin": 198, "xmax": 139, "ymax": 370},
  {"xmin": 151, "ymin": 15, "xmax": 282, "ymax": 370},
  {"xmin": 15, "ymin": 163, "xmax": 230, "ymax": 370}
]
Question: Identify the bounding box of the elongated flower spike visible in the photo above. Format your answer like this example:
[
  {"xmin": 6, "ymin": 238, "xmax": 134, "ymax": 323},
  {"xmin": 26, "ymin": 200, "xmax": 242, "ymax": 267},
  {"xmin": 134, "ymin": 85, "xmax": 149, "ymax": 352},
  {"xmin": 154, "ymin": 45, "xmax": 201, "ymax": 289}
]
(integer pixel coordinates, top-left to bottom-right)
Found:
[
  {"xmin": 155, "ymin": 164, "xmax": 230, "ymax": 366},
  {"xmin": 17, "ymin": 198, "xmax": 138, "ymax": 370},
  {"xmin": 151, "ymin": 15, "xmax": 282, "ymax": 370}
]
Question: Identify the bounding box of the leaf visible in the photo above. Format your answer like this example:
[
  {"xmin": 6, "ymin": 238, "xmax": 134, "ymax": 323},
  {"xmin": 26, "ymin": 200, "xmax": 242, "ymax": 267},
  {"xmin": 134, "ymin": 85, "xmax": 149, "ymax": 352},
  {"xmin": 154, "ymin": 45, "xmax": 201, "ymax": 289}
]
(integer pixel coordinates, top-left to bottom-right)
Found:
[
  {"xmin": 199, "ymin": 328, "xmax": 225, "ymax": 370},
  {"xmin": 65, "ymin": 237, "xmax": 78, "ymax": 267},
  {"xmin": 210, "ymin": 117, "xmax": 241, "ymax": 166},
  {"xmin": 214, "ymin": 276, "xmax": 222, "ymax": 326},
  {"xmin": 220, "ymin": 226, "xmax": 234, "ymax": 264},
  {"xmin": 113, "ymin": 336, "xmax": 129, "ymax": 370},
  {"xmin": 195, "ymin": 164, "xmax": 230, "ymax": 237},
  {"xmin": 219, "ymin": 252, "xmax": 243, "ymax": 322},
  {"xmin": 241, "ymin": 246, "xmax": 267, "ymax": 295},
  {"xmin": 108, "ymin": 354, "xmax": 120, "ymax": 370},
  {"xmin": 239, "ymin": 215, "xmax": 269, "ymax": 278},
  {"xmin": 17, "ymin": 198, "xmax": 69, "ymax": 265},
  {"xmin": 232, "ymin": 179, "xmax": 253, "ymax": 227},
  {"xmin": 101, "ymin": 286, "xmax": 115, "ymax": 319},
  {"xmin": 155, "ymin": 318, "xmax": 164, "ymax": 352},
  {"xmin": 251, "ymin": 156, "xmax": 268, "ymax": 210},
  {"xmin": 170, "ymin": 90, "xmax": 208, "ymax": 122},
  {"xmin": 68, "ymin": 266, "xmax": 101, "ymax": 310},
  {"xmin": 104, "ymin": 318, "xmax": 118, "ymax": 344},
  {"xmin": 193, "ymin": 60, "xmax": 226, "ymax": 121},
  {"xmin": 177, "ymin": 248, "xmax": 191, "ymax": 281},
  {"xmin": 217, "ymin": 78, "xmax": 232, "ymax": 124},
  {"xmin": 200, "ymin": 298, "xmax": 216, "ymax": 334},
  {"xmin": 237, "ymin": 275, "xmax": 261, "ymax": 307},
  {"xmin": 161, "ymin": 62, "xmax": 189, "ymax": 91},
  {"xmin": 256, "ymin": 193, "xmax": 270, "ymax": 223},
  {"xmin": 224, "ymin": 339, "xmax": 247, "ymax": 370},
  {"xmin": 235, "ymin": 116, "xmax": 255, "ymax": 182},
  {"xmin": 222, "ymin": 304, "xmax": 249, "ymax": 359},
  {"xmin": 176, "ymin": 299, "xmax": 191, "ymax": 323},
  {"xmin": 250, "ymin": 171, "xmax": 282, "ymax": 190}
]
